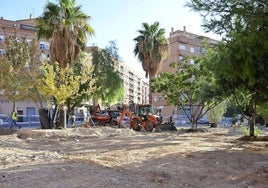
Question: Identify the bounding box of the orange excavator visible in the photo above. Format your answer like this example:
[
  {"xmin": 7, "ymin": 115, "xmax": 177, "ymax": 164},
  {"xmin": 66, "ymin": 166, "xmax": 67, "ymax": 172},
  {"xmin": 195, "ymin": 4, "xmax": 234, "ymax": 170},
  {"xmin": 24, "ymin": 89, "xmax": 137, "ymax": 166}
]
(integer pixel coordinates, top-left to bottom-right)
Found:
[
  {"xmin": 92, "ymin": 104, "xmax": 116, "ymax": 126},
  {"xmin": 118, "ymin": 104, "xmax": 177, "ymax": 132}
]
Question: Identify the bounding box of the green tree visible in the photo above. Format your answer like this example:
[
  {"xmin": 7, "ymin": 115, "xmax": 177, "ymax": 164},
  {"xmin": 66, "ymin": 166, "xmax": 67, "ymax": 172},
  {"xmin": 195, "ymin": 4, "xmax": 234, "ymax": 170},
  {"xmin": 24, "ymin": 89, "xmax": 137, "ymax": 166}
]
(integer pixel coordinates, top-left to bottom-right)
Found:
[
  {"xmin": 90, "ymin": 44, "xmax": 124, "ymax": 106},
  {"xmin": 0, "ymin": 30, "xmax": 53, "ymax": 128},
  {"xmin": 257, "ymin": 103, "xmax": 268, "ymax": 126},
  {"xmin": 151, "ymin": 54, "xmax": 223, "ymax": 129},
  {"xmin": 64, "ymin": 52, "xmax": 97, "ymax": 115},
  {"xmin": 36, "ymin": 0, "xmax": 95, "ymax": 127},
  {"xmin": 38, "ymin": 62, "xmax": 83, "ymax": 128},
  {"xmin": 105, "ymin": 40, "xmax": 120, "ymax": 61},
  {"xmin": 36, "ymin": 0, "xmax": 94, "ymax": 68},
  {"xmin": 187, "ymin": 0, "xmax": 268, "ymax": 136},
  {"xmin": 206, "ymin": 101, "xmax": 227, "ymax": 127},
  {"xmin": 133, "ymin": 22, "xmax": 169, "ymax": 104}
]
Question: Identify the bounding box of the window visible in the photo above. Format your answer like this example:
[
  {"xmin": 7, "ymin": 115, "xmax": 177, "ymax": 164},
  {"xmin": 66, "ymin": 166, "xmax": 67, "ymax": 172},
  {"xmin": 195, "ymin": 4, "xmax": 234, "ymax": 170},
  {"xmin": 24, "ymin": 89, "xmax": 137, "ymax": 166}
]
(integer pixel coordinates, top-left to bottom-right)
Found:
[
  {"xmin": 179, "ymin": 44, "xmax": 186, "ymax": 50},
  {"xmin": 190, "ymin": 59, "xmax": 194, "ymax": 65},
  {"xmin": 198, "ymin": 47, "xmax": 205, "ymax": 54},
  {"xmin": 39, "ymin": 41, "xmax": 49, "ymax": 50},
  {"xmin": 0, "ymin": 35, "xmax": 5, "ymax": 41},
  {"xmin": 158, "ymin": 96, "xmax": 163, "ymax": 101},
  {"xmin": 190, "ymin": 47, "xmax": 194, "ymax": 53}
]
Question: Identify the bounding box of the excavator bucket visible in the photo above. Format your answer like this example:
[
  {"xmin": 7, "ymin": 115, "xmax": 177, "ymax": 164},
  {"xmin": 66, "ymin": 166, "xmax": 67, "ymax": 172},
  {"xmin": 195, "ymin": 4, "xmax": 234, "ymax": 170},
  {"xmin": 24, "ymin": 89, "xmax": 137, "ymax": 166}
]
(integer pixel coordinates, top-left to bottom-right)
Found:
[{"xmin": 157, "ymin": 122, "xmax": 177, "ymax": 132}]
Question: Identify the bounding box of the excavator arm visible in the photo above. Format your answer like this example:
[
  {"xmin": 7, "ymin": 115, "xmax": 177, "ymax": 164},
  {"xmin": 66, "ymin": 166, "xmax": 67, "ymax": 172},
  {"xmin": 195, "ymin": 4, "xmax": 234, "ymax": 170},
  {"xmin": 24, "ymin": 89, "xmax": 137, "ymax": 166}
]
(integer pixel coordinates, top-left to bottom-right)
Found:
[{"xmin": 118, "ymin": 107, "xmax": 134, "ymax": 128}]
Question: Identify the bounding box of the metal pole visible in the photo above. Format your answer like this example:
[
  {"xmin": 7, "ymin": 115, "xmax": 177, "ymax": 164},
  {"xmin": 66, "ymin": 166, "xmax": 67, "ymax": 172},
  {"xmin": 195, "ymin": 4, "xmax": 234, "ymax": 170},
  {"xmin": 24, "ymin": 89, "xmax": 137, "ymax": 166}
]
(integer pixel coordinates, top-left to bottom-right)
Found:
[{"xmin": 63, "ymin": 108, "xmax": 67, "ymax": 128}]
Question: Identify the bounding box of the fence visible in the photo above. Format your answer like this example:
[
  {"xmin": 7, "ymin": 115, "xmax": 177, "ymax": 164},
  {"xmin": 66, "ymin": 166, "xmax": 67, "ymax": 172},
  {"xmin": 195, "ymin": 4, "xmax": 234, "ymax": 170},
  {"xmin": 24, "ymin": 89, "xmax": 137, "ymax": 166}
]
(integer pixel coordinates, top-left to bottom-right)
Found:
[{"xmin": 0, "ymin": 114, "xmax": 41, "ymax": 127}]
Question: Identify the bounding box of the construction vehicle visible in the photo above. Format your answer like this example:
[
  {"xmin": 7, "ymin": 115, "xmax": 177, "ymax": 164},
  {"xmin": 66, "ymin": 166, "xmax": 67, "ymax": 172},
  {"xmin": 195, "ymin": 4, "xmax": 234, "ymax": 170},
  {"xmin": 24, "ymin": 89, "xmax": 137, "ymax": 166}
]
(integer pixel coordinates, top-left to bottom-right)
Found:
[
  {"xmin": 118, "ymin": 104, "xmax": 177, "ymax": 132},
  {"xmin": 92, "ymin": 104, "xmax": 118, "ymax": 126}
]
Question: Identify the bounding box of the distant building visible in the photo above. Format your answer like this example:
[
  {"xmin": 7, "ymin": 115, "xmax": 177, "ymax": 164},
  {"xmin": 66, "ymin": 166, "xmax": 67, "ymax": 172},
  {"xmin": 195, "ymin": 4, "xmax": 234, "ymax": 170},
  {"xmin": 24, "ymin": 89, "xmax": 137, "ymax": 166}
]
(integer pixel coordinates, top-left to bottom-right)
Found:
[
  {"xmin": 113, "ymin": 60, "xmax": 149, "ymax": 105},
  {"xmin": 152, "ymin": 26, "xmax": 218, "ymax": 118},
  {"xmin": 87, "ymin": 46, "xmax": 149, "ymax": 106},
  {"xmin": 0, "ymin": 16, "xmax": 48, "ymax": 117},
  {"xmin": 0, "ymin": 16, "xmax": 149, "ymax": 117}
]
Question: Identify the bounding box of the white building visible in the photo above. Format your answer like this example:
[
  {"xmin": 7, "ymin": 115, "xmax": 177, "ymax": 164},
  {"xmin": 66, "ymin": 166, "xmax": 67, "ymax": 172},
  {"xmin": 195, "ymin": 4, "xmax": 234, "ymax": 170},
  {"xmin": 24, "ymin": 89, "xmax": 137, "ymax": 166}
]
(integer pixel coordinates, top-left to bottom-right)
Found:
[{"xmin": 113, "ymin": 60, "xmax": 149, "ymax": 105}]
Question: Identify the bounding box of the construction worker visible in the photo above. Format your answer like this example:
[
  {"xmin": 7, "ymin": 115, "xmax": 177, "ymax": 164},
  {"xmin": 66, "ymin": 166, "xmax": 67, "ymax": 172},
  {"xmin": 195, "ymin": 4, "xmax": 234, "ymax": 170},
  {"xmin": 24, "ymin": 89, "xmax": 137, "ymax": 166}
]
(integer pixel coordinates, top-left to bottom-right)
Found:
[
  {"xmin": 71, "ymin": 113, "xmax": 76, "ymax": 128},
  {"xmin": 10, "ymin": 110, "xmax": 21, "ymax": 129}
]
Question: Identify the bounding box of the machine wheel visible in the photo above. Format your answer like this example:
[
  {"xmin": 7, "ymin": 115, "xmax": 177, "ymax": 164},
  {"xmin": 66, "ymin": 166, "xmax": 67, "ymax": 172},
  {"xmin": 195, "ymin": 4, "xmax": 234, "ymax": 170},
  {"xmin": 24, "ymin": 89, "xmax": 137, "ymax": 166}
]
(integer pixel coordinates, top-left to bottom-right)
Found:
[
  {"xmin": 130, "ymin": 118, "xmax": 142, "ymax": 131},
  {"xmin": 109, "ymin": 120, "xmax": 116, "ymax": 127},
  {"xmin": 144, "ymin": 121, "xmax": 154, "ymax": 132}
]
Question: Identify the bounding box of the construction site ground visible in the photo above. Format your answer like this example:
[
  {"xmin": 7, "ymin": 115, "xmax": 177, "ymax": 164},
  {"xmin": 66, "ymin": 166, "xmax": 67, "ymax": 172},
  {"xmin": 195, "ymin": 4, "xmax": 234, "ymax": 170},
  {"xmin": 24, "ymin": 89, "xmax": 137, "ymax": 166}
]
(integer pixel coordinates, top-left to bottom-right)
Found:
[{"xmin": 0, "ymin": 125, "xmax": 268, "ymax": 188}]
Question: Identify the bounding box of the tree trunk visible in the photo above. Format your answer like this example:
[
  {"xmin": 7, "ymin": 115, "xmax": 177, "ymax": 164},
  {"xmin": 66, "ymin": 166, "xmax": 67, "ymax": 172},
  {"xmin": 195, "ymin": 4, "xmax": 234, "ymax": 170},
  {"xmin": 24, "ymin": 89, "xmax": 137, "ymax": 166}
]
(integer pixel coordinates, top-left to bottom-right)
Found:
[
  {"xmin": 38, "ymin": 108, "xmax": 52, "ymax": 129},
  {"xmin": 148, "ymin": 77, "xmax": 153, "ymax": 104},
  {"xmin": 248, "ymin": 116, "xmax": 255, "ymax": 137},
  {"xmin": 191, "ymin": 116, "xmax": 197, "ymax": 130},
  {"xmin": 210, "ymin": 123, "xmax": 218, "ymax": 128},
  {"xmin": 55, "ymin": 108, "xmax": 65, "ymax": 129}
]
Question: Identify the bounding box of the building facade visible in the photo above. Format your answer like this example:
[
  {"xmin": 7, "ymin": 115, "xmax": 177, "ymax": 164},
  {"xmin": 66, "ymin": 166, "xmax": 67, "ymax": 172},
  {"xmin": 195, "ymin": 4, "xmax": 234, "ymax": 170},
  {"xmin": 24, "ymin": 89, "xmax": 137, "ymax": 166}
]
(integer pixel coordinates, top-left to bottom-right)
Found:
[
  {"xmin": 113, "ymin": 60, "xmax": 149, "ymax": 105},
  {"xmin": 152, "ymin": 26, "xmax": 218, "ymax": 119},
  {"xmin": 0, "ymin": 16, "xmax": 48, "ymax": 117},
  {"xmin": 0, "ymin": 16, "xmax": 149, "ymax": 117}
]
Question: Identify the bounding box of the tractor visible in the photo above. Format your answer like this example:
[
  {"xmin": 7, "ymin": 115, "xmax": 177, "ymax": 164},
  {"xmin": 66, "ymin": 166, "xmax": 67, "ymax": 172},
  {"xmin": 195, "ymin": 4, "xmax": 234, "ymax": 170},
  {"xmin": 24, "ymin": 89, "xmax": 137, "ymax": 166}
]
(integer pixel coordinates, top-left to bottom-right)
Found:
[{"xmin": 118, "ymin": 104, "xmax": 177, "ymax": 132}]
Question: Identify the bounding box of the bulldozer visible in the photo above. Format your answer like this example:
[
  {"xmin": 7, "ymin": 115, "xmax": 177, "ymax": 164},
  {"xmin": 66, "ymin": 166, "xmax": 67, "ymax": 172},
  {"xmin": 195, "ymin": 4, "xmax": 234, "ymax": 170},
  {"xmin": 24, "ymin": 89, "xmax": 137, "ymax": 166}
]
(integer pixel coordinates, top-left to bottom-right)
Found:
[{"xmin": 118, "ymin": 104, "xmax": 177, "ymax": 132}]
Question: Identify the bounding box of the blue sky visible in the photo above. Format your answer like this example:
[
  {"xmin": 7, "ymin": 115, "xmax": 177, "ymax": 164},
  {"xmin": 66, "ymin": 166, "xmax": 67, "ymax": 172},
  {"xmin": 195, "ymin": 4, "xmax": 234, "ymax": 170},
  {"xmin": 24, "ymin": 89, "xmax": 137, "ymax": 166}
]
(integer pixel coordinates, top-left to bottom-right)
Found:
[{"xmin": 0, "ymin": 0, "xmax": 220, "ymax": 75}]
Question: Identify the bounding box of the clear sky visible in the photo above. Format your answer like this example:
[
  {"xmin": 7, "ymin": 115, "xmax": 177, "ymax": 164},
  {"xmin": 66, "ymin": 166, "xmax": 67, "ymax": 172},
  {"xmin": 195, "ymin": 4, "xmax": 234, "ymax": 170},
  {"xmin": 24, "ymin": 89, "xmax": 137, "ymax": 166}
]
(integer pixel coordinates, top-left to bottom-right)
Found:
[{"xmin": 0, "ymin": 0, "xmax": 220, "ymax": 75}]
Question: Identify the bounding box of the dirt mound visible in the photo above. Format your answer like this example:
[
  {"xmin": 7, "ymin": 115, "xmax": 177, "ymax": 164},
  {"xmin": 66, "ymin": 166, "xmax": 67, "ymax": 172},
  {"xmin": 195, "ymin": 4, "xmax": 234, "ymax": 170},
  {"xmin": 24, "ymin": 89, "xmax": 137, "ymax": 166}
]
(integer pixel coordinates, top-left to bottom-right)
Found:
[
  {"xmin": 0, "ymin": 126, "xmax": 267, "ymax": 187},
  {"xmin": 237, "ymin": 135, "xmax": 268, "ymax": 141},
  {"xmin": 0, "ymin": 128, "xmax": 17, "ymax": 135}
]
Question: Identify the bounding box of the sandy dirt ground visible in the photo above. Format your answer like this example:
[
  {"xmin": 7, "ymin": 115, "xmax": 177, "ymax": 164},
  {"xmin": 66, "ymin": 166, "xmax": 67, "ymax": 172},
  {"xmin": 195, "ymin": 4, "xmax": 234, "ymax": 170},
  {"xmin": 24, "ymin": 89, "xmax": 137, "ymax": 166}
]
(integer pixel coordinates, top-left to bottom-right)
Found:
[{"xmin": 0, "ymin": 125, "xmax": 267, "ymax": 188}]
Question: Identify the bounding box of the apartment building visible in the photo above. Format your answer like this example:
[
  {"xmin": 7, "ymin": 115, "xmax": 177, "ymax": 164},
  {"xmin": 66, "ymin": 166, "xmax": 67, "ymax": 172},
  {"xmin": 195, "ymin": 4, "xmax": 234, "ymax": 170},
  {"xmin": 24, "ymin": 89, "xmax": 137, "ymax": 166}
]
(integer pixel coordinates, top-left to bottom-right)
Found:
[
  {"xmin": 152, "ymin": 26, "xmax": 218, "ymax": 118},
  {"xmin": 0, "ymin": 16, "xmax": 149, "ymax": 117},
  {"xmin": 0, "ymin": 16, "xmax": 48, "ymax": 117},
  {"xmin": 113, "ymin": 60, "xmax": 149, "ymax": 105}
]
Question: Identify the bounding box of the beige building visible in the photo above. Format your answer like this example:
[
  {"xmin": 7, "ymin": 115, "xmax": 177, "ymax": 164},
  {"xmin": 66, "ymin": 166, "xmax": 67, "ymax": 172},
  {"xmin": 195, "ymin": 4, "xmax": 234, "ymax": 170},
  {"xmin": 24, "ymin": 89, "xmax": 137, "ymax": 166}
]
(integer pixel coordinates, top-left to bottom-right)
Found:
[
  {"xmin": 114, "ymin": 60, "xmax": 149, "ymax": 105},
  {"xmin": 0, "ymin": 16, "xmax": 48, "ymax": 117},
  {"xmin": 0, "ymin": 17, "xmax": 149, "ymax": 117},
  {"xmin": 152, "ymin": 26, "xmax": 218, "ymax": 118}
]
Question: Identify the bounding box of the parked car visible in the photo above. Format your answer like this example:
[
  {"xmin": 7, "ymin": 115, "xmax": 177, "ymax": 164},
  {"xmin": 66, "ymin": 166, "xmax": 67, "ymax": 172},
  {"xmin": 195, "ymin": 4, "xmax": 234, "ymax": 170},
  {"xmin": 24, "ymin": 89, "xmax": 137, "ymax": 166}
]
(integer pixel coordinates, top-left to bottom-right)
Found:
[
  {"xmin": 197, "ymin": 118, "xmax": 209, "ymax": 125},
  {"xmin": 174, "ymin": 119, "xmax": 188, "ymax": 126}
]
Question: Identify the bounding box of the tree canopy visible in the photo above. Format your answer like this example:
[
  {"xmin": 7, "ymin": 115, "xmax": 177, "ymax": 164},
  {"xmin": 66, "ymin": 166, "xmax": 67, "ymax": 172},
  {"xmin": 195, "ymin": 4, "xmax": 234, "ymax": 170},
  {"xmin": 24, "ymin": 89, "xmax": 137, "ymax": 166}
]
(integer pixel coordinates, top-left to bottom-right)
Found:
[
  {"xmin": 90, "ymin": 42, "xmax": 124, "ymax": 105},
  {"xmin": 186, "ymin": 0, "xmax": 268, "ymax": 136},
  {"xmin": 36, "ymin": 0, "xmax": 94, "ymax": 68},
  {"xmin": 151, "ymin": 52, "xmax": 223, "ymax": 129},
  {"xmin": 133, "ymin": 21, "xmax": 169, "ymax": 104},
  {"xmin": 133, "ymin": 22, "xmax": 169, "ymax": 79},
  {"xmin": 0, "ymin": 31, "xmax": 46, "ymax": 109}
]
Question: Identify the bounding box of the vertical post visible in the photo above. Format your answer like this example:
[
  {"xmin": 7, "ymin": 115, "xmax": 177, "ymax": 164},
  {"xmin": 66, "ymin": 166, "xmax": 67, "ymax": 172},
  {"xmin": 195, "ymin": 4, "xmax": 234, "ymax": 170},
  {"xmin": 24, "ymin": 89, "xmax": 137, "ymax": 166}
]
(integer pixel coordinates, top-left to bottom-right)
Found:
[
  {"xmin": 12, "ymin": 90, "xmax": 16, "ymax": 112},
  {"xmin": 63, "ymin": 108, "xmax": 67, "ymax": 129}
]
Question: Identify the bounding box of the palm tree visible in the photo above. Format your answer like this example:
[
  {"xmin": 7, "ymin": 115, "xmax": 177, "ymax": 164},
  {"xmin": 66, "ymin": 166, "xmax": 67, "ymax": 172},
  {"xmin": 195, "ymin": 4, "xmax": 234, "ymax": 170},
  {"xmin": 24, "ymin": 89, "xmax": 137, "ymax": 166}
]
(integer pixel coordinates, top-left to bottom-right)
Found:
[
  {"xmin": 36, "ymin": 0, "xmax": 94, "ymax": 128},
  {"xmin": 133, "ymin": 22, "xmax": 169, "ymax": 104},
  {"xmin": 36, "ymin": 0, "xmax": 94, "ymax": 68}
]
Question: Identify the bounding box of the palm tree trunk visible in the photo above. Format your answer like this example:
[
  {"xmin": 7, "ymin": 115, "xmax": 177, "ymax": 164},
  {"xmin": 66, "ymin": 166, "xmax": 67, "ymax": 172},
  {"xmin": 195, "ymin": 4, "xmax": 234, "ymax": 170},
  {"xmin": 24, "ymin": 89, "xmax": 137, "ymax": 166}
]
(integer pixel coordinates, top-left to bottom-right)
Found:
[
  {"xmin": 148, "ymin": 77, "xmax": 153, "ymax": 104},
  {"xmin": 38, "ymin": 108, "xmax": 52, "ymax": 129}
]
